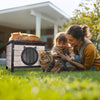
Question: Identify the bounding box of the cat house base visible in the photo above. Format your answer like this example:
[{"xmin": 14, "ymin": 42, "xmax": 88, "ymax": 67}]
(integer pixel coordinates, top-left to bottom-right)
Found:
[{"xmin": 6, "ymin": 40, "xmax": 45, "ymax": 72}]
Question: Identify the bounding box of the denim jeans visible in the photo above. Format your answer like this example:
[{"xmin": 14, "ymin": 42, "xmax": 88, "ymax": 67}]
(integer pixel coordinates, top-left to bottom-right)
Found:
[
  {"xmin": 89, "ymin": 66, "xmax": 97, "ymax": 71},
  {"xmin": 65, "ymin": 55, "xmax": 80, "ymax": 66},
  {"xmin": 65, "ymin": 55, "xmax": 97, "ymax": 71}
]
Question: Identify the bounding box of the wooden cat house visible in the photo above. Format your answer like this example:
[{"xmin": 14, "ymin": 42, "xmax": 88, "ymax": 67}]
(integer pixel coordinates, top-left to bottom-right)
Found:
[{"xmin": 6, "ymin": 33, "xmax": 45, "ymax": 72}]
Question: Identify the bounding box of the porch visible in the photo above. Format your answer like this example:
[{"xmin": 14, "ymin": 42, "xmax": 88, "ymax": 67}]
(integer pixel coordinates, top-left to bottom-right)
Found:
[{"xmin": 0, "ymin": 1, "xmax": 68, "ymax": 64}]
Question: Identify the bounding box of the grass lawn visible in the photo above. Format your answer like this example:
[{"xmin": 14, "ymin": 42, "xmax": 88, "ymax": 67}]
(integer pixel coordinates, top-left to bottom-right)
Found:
[{"xmin": 0, "ymin": 65, "xmax": 100, "ymax": 100}]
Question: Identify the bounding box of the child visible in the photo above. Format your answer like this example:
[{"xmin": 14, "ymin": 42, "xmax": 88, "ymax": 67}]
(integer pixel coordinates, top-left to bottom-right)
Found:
[
  {"xmin": 51, "ymin": 32, "xmax": 75, "ymax": 59},
  {"xmin": 51, "ymin": 32, "xmax": 76, "ymax": 71}
]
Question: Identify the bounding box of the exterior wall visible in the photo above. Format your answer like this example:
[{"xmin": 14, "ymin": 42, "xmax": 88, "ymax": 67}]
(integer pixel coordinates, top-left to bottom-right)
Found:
[
  {"xmin": 0, "ymin": 25, "xmax": 54, "ymax": 45},
  {"xmin": 0, "ymin": 25, "xmax": 26, "ymax": 58},
  {"xmin": 0, "ymin": 25, "xmax": 17, "ymax": 58},
  {"xmin": 41, "ymin": 29, "xmax": 54, "ymax": 50},
  {"xmin": 0, "ymin": 25, "xmax": 54, "ymax": 59},
  {"xmin": 0, "ymin": 25, "xmax": 28, "ymax": 44}
]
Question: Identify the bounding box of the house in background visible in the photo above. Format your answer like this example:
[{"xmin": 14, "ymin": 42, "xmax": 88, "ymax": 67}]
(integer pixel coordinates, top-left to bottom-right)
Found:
[{"xmin": 0, "ymin": 1, "xmax": 68, "ymax": 58}]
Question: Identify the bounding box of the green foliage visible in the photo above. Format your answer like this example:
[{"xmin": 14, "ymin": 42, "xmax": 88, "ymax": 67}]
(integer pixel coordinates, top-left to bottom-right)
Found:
[
  {"xmin": 0, "ymin": 65, "xmax": 100, "ymax": 100},
  {"xmin": 63, "ymin": 0, "xmax": 100, "ymax": 51}
]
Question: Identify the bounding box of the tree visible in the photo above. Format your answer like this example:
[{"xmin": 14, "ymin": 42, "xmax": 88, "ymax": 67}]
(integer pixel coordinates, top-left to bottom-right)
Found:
[{"xmin": 63, "ymin": 0, "xmax": 100, "ymax": 50}]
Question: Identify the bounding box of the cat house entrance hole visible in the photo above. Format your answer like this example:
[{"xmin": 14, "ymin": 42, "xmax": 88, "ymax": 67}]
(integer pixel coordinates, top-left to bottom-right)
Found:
[{"xmin": 21, "ymin": 47, "xmax": 38, "ymax": 65}]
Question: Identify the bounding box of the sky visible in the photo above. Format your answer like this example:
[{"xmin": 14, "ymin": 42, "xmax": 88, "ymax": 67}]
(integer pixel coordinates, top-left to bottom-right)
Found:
[{"xmin": 0, "ymin": 0, "xmax": 81, "ymax": 17}]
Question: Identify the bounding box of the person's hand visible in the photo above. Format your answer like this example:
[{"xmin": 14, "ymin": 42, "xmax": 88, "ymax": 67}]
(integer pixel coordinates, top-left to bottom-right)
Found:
[
  {"xmin": 54, "ymin": 53, "xmax": 60, "ymax": 57},
  {"xmin": 52, "ymin": 52, "xmax": 60, "ymax": 57},
  {"xmin": 65, "ymin": 54, "xmax": 72, "ymax": 61},
  {"xmin": 58, "ymin": 53, "xmax": 72, "ymax": 62},
  {"xmin": 57, "ymin": 53, "xmax": 67, "ymax": 61},
  {"xmin": 70, "ymin": 56, "xmax": 75, "ymax": 60}
]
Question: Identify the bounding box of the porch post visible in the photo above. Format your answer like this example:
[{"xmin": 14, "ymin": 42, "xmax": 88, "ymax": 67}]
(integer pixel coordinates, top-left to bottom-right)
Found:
[
  {"xmin": 54, "ymin": 24, "xmax": 58, "ymax": 38},
  {"xmin": 36, "ymin": 15, "xmax": 41, "ymax": 38}
]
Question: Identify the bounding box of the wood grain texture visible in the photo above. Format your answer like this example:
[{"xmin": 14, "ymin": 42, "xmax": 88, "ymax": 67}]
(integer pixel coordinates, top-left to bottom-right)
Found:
[{"xmin": 6, "ymin": 43, "xmax": 45, "ymax": 68}]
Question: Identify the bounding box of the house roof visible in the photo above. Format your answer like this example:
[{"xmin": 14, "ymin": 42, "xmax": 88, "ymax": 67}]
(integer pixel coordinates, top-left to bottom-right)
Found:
[{"xmin": 0, "ymin": 1, "xmax": 69, "ymax": 30}]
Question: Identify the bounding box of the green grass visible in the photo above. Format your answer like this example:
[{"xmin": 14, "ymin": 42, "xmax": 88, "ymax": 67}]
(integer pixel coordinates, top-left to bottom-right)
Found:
[{"xmin": 0, "ymin": 65, "xmax": 100, "ymax": 100}]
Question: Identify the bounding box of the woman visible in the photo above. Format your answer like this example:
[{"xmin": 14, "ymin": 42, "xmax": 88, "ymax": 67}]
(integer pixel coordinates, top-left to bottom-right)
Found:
[{"xmin": 59, "ymin": 25, "xmax": 100, "ymax": 70}]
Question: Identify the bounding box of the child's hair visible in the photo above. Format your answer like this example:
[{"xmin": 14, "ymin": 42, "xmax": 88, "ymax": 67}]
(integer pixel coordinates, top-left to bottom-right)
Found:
[{"xmin": 54, "ymin": 32, "xmax": 67, "ymax": 45}]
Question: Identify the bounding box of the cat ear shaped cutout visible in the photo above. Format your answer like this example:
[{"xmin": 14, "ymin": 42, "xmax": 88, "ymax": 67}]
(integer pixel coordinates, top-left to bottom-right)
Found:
[
  {"xmin": 40, "ymin": 50, "xmax": 43, "ymax": 53},
  {"xmin": 40, "ymin": 50, "xmax": 45, "ymax": 54}
]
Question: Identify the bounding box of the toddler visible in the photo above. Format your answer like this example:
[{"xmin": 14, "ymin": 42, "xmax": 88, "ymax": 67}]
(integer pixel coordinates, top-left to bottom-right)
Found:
[{"xmin": 51, "ymin": 32, "xmax": 75, "ymax": 63}]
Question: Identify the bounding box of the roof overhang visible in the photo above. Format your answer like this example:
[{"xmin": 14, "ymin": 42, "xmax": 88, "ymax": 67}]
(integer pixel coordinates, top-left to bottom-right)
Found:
[{"xmin": 0, "ymin": 1, "xmax": 69, "ymax": 30}]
